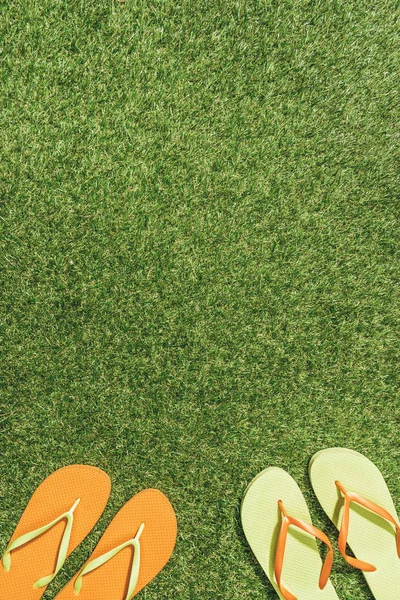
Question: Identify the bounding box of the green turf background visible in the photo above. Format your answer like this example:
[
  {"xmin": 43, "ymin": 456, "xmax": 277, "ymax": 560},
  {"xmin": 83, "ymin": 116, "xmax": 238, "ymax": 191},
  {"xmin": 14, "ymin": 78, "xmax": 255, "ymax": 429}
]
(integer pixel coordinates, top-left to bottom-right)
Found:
[{"xmin": 0, "ymin": 1, "xmax": 399, "ymax": 598}]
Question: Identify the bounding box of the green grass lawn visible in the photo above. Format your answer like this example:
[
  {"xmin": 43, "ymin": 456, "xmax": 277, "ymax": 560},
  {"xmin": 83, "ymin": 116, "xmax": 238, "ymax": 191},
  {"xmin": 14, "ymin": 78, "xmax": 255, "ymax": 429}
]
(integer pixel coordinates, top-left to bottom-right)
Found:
[{"xmin": 0, "ymin": 1, "xmax": 399, "ymax": 598}]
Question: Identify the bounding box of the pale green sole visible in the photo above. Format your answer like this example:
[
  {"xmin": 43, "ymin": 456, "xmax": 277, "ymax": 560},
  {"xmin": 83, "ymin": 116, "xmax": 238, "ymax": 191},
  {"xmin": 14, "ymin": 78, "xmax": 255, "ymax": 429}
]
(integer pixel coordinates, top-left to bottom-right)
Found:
[
  {"xmin": 241, "ymin": 467, "xmax": 339, "ymax": 600},
  {"xmin": 309, "ymin": 447, "xmax": 400, "ymax": 600}
]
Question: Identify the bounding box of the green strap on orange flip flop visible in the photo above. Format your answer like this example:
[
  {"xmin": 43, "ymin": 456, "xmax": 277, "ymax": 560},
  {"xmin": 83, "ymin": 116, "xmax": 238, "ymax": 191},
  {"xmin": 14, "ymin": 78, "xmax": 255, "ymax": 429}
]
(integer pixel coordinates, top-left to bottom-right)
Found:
[
  {"xmin": 54, "ymin": 488, "xmax": 177, "ymax": 600},
  {"xmin": 74, "ymin": 523, "xmax": 145, "ymax": 600},
  {"xmin": 2, "ymin": 498, "xmax": 81, "ymax": 588},
  {"xmin": 0, "ymin": 465, "xmax": 111, "ymax": 600}
]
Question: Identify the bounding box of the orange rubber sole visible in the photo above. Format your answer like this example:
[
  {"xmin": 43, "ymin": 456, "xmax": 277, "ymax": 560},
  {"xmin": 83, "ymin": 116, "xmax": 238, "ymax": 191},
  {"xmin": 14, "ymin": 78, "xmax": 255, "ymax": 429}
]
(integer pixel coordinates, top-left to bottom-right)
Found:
[
  {"xmin": 55, "ymin": 488, "xmax": 177, "ymax": 600},
  {"xmin": 0, "ymin": 465, "xmax": 111, "ymax": 600}
]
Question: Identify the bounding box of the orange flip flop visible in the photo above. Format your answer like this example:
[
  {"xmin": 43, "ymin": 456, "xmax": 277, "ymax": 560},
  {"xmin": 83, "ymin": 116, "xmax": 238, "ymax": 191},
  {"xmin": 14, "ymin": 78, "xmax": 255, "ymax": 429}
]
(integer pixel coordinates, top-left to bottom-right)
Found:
[
  {"xmin": 54, "ymin": 488, "xmax": 177, "ymax": 600},
  {"xmin": 0, "ymin": 464, "xmax": 111, "ymax": 600}
]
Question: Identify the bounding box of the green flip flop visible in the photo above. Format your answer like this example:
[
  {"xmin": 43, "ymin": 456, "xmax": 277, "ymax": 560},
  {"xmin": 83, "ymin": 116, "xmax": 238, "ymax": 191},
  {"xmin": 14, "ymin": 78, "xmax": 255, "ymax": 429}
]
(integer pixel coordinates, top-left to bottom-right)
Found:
[
  {"xmin": 241, "ymin": 467, "xmax": 339, "ymax": 600},
  {"xmin": 309, "ymin": 448, "xmax": 400, "ymax": 600}
]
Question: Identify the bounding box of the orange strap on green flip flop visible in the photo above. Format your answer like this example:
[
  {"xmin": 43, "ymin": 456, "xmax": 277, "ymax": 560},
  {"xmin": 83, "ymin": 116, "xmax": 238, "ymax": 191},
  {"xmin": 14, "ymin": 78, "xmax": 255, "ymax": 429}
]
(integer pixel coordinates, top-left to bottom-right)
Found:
[
  {"xmin": 241, "ymin": 467, "xmax": 339, "ymax": 600},
  {"xmin": 309, "ymin": 448, "xmax": 400, "ymax": 600},
  {"xmin": 335, "ymin": 480, "xmax": 400, "ymax": 572},
  {"xmin": 275, "ymin": 500, "xmax": 334, "ymax": 600},
  {"xmin": 0, "ymin": 465, "xmax": 111, "ymax": 600},
  {"xmin": 54, "ymin": 488, "xmax": 177, "ymax": 600}
]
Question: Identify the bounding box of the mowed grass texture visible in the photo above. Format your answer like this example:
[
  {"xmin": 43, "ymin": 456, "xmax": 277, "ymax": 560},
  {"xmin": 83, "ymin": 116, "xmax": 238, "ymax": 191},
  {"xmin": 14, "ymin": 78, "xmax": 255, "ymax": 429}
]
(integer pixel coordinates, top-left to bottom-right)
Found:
[{"xmin": 0, "ymin": 1, "xmax": 399, "ymax": 599}]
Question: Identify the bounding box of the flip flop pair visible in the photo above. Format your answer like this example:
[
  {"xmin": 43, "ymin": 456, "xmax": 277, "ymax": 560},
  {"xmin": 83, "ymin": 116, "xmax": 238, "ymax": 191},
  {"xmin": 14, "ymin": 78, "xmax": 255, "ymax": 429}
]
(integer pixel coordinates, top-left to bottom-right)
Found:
[
  {"xmin": 0, "ymin": 465, "xmax": 177, "ymax": 600},
  {"xmin": 241, "ymin": 448, "xmax": 400, "ymax": 600}
]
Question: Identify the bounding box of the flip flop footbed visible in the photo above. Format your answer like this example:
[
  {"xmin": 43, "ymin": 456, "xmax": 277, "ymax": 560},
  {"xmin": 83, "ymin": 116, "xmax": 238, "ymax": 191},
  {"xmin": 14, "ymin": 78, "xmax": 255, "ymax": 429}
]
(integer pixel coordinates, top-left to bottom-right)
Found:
[
  {"xmin": 0, "ymin": 465, "xmax": 111, "ymax": 600},
  {"xmin": 241, "ymin": 467, "xmax": 339, "ymax": 600},
  {"xmin": 309, "ymin": 448, "xmax": 400, "ymax": 600},
  {"xmin": 55, "ymin": 488, "xmax": 177, "ymax": 600}
]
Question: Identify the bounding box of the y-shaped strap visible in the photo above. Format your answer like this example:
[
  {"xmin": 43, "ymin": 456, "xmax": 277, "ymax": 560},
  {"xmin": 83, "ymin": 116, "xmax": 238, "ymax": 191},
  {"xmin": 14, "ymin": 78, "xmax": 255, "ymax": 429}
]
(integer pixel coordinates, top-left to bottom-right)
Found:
[
  {"xmin": 2, "ymin": 498, "xmax": 80, "ymax": 588},
  {"xmin": 74, "ymin": 522, "xmax": 145, "ymax": 600},
  {"xmin": 335, "ymin": 480, "xmax": 400, "ymax": 571},
  {"xmin": 275, "ymin": 500, "xmax": 333, "ymax": 600}
]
